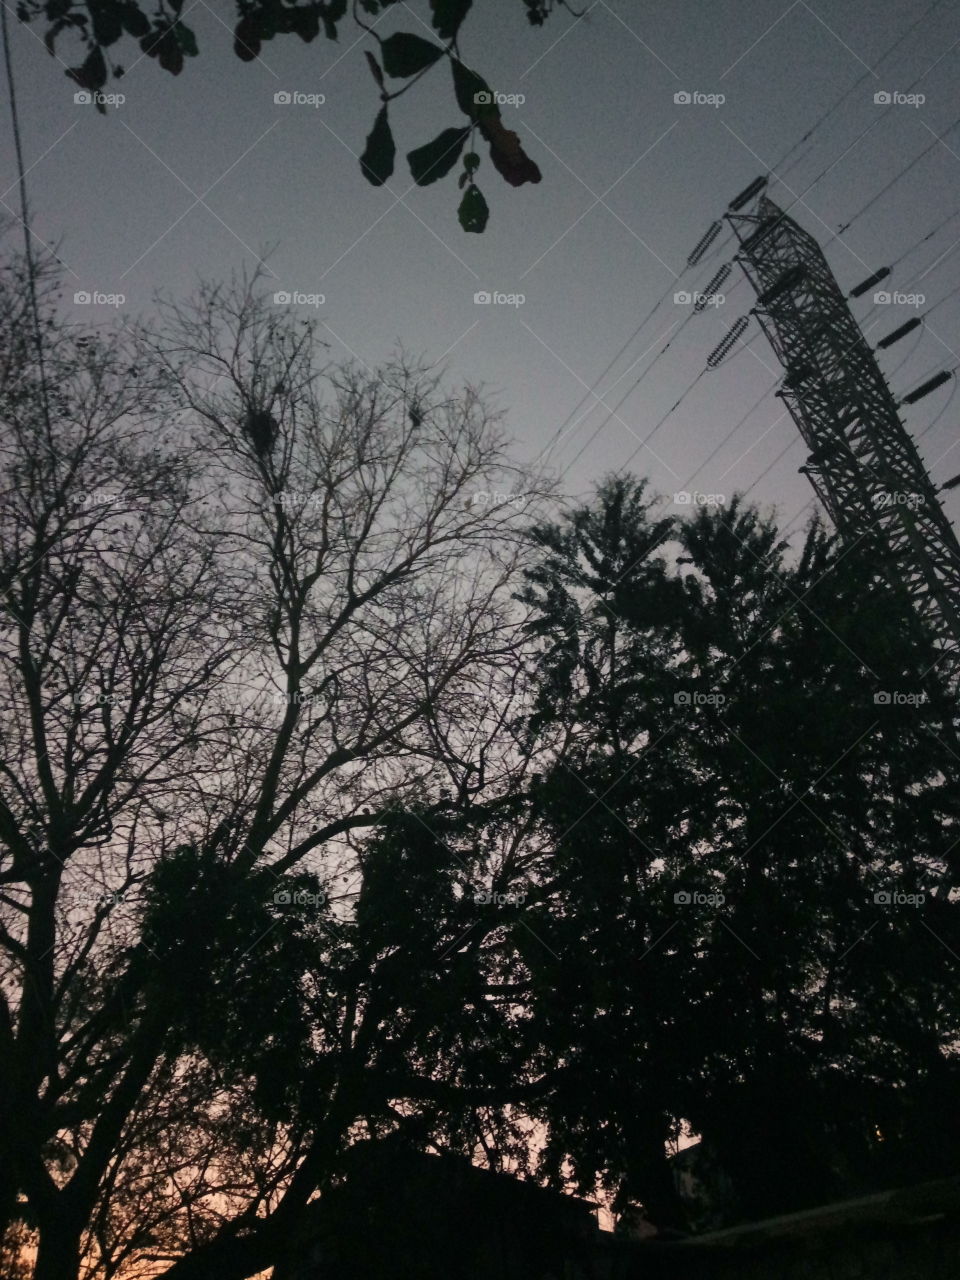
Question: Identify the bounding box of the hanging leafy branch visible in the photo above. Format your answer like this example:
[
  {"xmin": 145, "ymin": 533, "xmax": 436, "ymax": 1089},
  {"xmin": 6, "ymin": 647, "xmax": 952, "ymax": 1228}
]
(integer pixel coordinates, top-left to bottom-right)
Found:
[{"xmin": 17, "ymin": 0, "xmax": 581, "ymax": 231}]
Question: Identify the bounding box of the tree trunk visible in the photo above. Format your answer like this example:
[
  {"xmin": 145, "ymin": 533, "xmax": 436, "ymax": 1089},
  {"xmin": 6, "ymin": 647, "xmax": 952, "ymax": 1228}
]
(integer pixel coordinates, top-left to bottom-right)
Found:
[{"xmin": 33, "ymin": 1216, "xmax": 83, "ymax": 1280}]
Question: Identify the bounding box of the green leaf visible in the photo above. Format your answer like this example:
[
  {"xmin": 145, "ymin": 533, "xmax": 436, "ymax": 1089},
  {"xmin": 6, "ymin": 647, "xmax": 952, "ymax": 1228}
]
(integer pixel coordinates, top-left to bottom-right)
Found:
[
  {"xmin": 430, "ymin": 0, "xmax": 472, "ymax": 39},
  {"xmin": 380, "ymin": 31, "xmax": 445, "ymax": 77},
  {"xmin": 174, "ymin": 21, "xmax": 198, "ymax": 57},
  {"xmin": 458, "ymin": 183, "xmax": 488, "ymax": 233},
  {"xmin": 360, "ymin": 106, "xmax": 395, "ymax": 186},
  {"xmin": 463, "ymin": 151, "xmax": 480, "ymax": 174},
  {"xmin": 407, "ymin": 126, "xmax": 470, "ymax": 185},
  {"xmin": 451, "ymin": 58, "xmax": 494, "ymax": 121}
]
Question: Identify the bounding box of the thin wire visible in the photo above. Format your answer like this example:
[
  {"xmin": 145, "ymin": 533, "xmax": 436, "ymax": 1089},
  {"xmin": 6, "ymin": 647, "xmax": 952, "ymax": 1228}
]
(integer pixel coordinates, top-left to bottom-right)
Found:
[
  {"xmin": 562, "ymin": 311, "xmax": 707, "ymax": 472},
  {"xmin": 1, "ymin": 0, "xmax": 52, "ymax": 440},
  {"xmin": 740, "ymin": 430, "xmax": 805, "ymax": 503},
  {"xmin": 771, "ymin": 49, "xmax": 958, "ymax": 234},
  {"xmin": 538, "ymin": 286, "xmax": 675, "ymax": 465},
  {"xmin": 557, "ymin": 256, "xmax": 747, "ymax": 474},
  {"xmin": 773, "ymin": 0, "xmax": 952, "ymax": 185},
  {"xmin": 923, "ymin": 274, "xmax": 960, "ymax": 320},
  {"xmin": 681, "ymin": 377, "xmax": 780, "ymax": 491},
  {"xmin": 617, "ymin": 369, "xmax": 709, "ymax": 476},
  {"xmin": 823, "ymin": 115, "xmax": 960, "ymax": 252},
  {"xmin": 888, "ymin": 207, "xmax": 960, "ymax": 275},
  {"xmin": 777, "ymin": 500, "xmax": 818, "ymax": 544},
  {"xmin": 540, "ymin": 231, "xmax": 738, "ymax": 467}
]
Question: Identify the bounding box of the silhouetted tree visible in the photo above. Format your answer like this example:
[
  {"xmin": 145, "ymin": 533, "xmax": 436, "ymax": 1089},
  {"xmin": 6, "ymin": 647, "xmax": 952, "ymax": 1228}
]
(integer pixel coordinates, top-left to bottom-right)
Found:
[
  {"xmin": 0, "ymin": 248, "xmax": 550, "ymax": 1280},
  {"xmin": 515, "ymin": 476, "xmax": 960, "ymax": 1226}
]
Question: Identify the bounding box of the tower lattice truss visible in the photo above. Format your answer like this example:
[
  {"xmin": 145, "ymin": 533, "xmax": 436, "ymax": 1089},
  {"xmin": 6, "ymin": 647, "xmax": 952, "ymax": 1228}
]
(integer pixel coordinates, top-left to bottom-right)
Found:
[{"xmin": 727, "ymin": 193, "xmax": 960, "ymax": 676}]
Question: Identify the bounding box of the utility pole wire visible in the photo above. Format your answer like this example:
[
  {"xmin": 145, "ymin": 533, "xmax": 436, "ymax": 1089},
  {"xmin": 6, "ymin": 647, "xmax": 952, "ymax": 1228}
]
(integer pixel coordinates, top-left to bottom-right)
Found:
[{"xmin": 2, "ymin": 0, "xmax": 53, "ymax": 441}]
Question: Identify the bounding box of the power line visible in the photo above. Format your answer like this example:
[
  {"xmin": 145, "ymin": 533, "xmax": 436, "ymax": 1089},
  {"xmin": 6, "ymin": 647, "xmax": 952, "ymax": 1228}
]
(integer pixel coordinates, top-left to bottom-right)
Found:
[
  {"xmin": 772, "ymin": 0, "xmax": 953, "ymax": 186},
  {"xmin": 823, "ymin": 114, "xmax": 960, "ymax": 252},
  {"xmin": 553, "ymin": 251, "xmax": 749, "ymax": 474},
  {"xmin": 617, "ymin": 368, "xmax": 710, "ymax": 477},
  {"xmin": 540, "ymin": 230, "xmax": 738, "ymax": 468},
  {"xmin": 1, "ymin": 0, "xmax": 53, "ymax": 442},
  {"xmin": 770, "ymin": 38, "xmax": 958, "ymax": 232},
  {"xmin": 680, "ymin": 378, "xmax": 781, "ymax": 491}
]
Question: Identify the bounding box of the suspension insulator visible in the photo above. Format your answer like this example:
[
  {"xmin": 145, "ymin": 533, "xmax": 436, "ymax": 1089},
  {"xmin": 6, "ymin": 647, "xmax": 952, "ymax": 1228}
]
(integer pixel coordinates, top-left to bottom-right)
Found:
[
  {"xmin": 942, "ymin": 473, "xmax": 960, "ymax": 492},
  {"xmin": 757, "ymin": 265, "xmax": 807, "ymax": 309},
  {"xmin": 849, "ymin": 267, "xmax": 890, "ymax": 298},
  {"xmin": 728, "ymin": 176, "xmax": 768, "ymax": 211},
  {"xmin": 706, "ymin": 316, "xmax": 750, "ymax": 368},
  {"xmin": 876, "ymin": 317, "xmax": 922, "ymax": 350},
  {"xmin": 687, "ymin": 221, "xmax": 723, "ymax": 267},
  {"xmin": 901, "ymin": 370, "xmax": 952, "ymax": 405},
  {"xmin": 694, "ymin": 263, "xmax": 732, "ymax": 311}
]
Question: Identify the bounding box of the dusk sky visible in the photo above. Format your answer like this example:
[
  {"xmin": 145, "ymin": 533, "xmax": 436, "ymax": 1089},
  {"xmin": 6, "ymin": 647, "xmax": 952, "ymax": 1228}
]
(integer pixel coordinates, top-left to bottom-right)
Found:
[{"xmin": 5, "ymin": 0, "xmax": 960, "ymax": 538}]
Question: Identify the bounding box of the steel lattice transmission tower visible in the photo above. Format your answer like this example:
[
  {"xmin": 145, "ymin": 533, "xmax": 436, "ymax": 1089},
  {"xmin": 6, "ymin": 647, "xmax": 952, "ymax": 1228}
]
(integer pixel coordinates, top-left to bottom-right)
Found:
[{"xmin": 725, "ymin": 184, "xmax": 960, "ymax": 678}]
